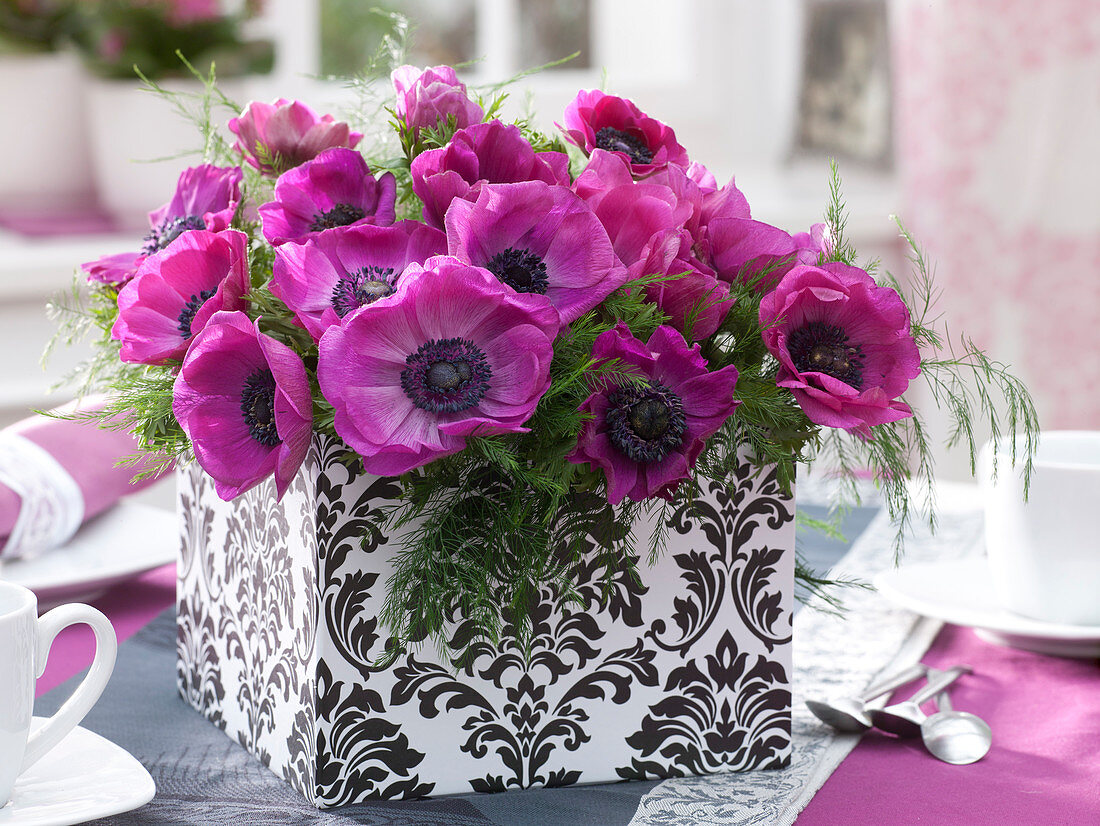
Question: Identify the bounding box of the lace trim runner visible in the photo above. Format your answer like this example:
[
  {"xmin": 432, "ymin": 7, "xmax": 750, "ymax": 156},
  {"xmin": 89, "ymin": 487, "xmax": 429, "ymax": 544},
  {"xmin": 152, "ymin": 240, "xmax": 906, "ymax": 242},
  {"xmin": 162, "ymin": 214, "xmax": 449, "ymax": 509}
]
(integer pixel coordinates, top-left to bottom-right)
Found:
[
  {"xmin": 629, "ymin": 494, "xmax": 984, "ymax": 826},
  {"xmin": 0, "ymin": 433, "xmax": 85, "ymax": 560}
]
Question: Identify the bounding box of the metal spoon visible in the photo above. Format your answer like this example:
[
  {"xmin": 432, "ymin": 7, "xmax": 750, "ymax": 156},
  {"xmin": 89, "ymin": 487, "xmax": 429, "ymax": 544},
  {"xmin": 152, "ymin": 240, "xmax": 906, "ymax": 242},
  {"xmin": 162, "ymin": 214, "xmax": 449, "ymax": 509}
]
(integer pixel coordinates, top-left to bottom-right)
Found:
[
  {"xmin": 921, "ymin": 691, "xmax": 993, "ymax": 764},
  {"xmin": 869, "ymin": 665, "xmax": 972, "ymax": 737},
  {"xmin": 806, "ymin": 662, "xmax": 929, "ymax": 732}
]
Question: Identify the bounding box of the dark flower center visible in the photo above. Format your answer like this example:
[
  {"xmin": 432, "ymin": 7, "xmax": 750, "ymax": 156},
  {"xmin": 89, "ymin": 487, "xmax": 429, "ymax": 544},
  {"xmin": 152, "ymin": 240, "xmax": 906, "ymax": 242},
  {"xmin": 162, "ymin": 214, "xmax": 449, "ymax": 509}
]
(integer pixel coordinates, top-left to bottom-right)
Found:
[
  {"xmin": 787, "ymin": 321, "xmax": 865, "ymax": 389},
  {"xmin": 594, "ymin": 126, "xmax": 653, "ymax": 165},
  {"xmin": 606, "ymin": 382, "xmax": 686, "ymax": 464},
  {"xmin": 401, "ymin": 337, "xmax": 492, "ymax": 413},
  {"xmin": 485, "ymin": 247, "xmax": 549, "ymax": 295},
  {"xmin": 240, "ymin": 368, "xmax": 281, "ymax": 447},
  {"xmin": 331, "ymin": 265, "xmax": 397, "ymax": 318},
  {"xmin": 177, "ymin": 288, "xmax": 217, "ymax": 338},
  {"xmin": 310, "ymin": 203, "xmax": 366, "ymax": 232},
  {"xmin": 142, "ymin": 214, "xmax": 206, "ymax": 255}
]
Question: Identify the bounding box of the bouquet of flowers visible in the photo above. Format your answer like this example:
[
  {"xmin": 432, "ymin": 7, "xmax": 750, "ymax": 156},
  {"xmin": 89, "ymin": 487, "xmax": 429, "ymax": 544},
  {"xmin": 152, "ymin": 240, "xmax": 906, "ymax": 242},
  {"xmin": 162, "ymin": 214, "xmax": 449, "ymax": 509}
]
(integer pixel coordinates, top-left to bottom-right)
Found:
[
  {"xmin": 71, "ymin": 0, "xmax": 272, "ymax": 79},
  {"xmin": 59, "ymin": 58, "xmax": 1037, "ymax": 653}
]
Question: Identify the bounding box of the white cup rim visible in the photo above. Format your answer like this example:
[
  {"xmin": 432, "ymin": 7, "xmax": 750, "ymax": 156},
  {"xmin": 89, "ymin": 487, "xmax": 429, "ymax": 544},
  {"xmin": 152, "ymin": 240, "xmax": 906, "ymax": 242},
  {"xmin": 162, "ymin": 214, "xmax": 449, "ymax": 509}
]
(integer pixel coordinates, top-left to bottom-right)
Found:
[{"xmin": 0, "ymin": 581, "xmax": 36, "ymax": 619}]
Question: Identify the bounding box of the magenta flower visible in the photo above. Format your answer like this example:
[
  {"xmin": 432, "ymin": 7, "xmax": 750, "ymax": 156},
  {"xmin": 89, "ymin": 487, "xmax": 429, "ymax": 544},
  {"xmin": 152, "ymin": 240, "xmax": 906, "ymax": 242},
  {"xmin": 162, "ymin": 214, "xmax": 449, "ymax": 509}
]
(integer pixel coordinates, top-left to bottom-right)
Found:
[
  {"xmin": 568, "ymin": 324, "xmax": 740, "ymax": 505},
  {"xmin": 703, "ymin": 216, "xmax": 805, "ymax": 290},
  {"xmin": 317, "ymin": 257, "xmax": 560, "ymax": 476},
  {"xmin": 111, "ymin": 229, "xmax": 250, "ymax": 365},
  {"xmin": 692, "ymin": 180, "xmax": 821, "ymax": 292},
  {"xmin": 576, "ymin": 149, "xmax": 714, "ymax": 246},
  {"xmin": 574, "ymin": 151, "xmax": 729, "ymax": 339},
  {"xmin": 697, "ymin": 174, "xmax": 751, "ymax": 227},
  {"xmin": 445, "ymin": 181, "xmax": 629, "ymax": 325},
  {"xmin": 791, "ymin": 222, "xmax": 833, "ymax": 264},
  {"xmin": 759, "ymin": 262, "xmax": 921, "ymax": 436},
  {"xmin": 270, "ymin": 221, "xmax": 446, "ymax": 341},
  {"xmin": 259, "ymin": 148, "xmax": 396, "ymax": 246},
  {"xmin": 174, "ymin": 311, "xmax": 313, "ymax": 500},
  {"xmin": 229, "ymin": 98, "xmax": 364, "ymax": 177},
  {"xmin": 411, "ymin": 119, "xmax": 571, "ymax": 229},
  {"xmin": 144, "ymin": 164, "xmax": 242, "ymax": 254},
  {"xmin": 82, "ymin": 250, "xmax": 144, "ymax": 287},
  {"xmin": 391, "ymin": 64, "xmax": 484, "ymax": 136},
  {"xmin": 640, "ymin": 235, "xmax": 731, "ymax": 341},
  {"xmin": 81, "ymin": 164, "xmax": 242, "ymax": 287},
  {"xmin": 560, "ymin": 90, "xmax": 689, "ymax": 175}
]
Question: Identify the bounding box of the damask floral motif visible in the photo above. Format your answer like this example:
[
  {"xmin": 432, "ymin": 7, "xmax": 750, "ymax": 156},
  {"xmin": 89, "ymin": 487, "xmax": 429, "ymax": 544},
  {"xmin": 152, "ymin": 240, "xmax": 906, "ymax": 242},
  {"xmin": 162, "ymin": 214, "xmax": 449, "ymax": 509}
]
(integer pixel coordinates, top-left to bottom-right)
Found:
[
  {"xmin": 176, "ymin": 485, "xmax": 214, "ymax": 583},
  {"xmin": 390, "ymin": 639, "xmax": 658, "ymax": 792},
  {"xmin": 313, "ymin": 660, "xmax": 433, "ymax": 804},
  {"xmin": 617, "ymin": 631, "xmax": 791, "ymax": 780},
  {"xmin": 175, "ymin": 591, "xmax": 227, "ymax": 732},
  {"xmin": 649, "ymin": 467, "xmax": 793, "ymax": 656}
]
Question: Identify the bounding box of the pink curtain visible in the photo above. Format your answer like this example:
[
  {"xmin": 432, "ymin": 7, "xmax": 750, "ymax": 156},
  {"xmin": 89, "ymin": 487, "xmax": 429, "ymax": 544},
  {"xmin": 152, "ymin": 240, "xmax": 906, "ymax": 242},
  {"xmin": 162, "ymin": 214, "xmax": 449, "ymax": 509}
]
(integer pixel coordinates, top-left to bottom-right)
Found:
[{"xmin": 892, "ymin": 0, "xmax": 1100, "ymax": 428}]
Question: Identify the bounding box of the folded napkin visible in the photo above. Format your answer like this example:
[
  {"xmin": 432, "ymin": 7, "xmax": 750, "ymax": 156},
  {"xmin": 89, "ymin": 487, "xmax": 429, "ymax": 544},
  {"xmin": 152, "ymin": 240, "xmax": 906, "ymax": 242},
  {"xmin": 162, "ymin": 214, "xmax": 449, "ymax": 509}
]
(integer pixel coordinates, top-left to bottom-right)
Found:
[{"xmin": 0, "ymin": 398, "xmax": 170, "ymax": 560}]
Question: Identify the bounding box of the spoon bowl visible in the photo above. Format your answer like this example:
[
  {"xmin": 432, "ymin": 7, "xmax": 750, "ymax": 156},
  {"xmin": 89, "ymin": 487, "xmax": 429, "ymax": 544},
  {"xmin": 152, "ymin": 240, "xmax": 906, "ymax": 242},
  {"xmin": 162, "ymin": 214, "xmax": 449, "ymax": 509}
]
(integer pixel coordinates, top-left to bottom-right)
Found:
[
  {"xmin": 920, "ymin": 694, "xmax": 992, "ymax": 764},
  {"xmin": 805, "ymin": 697, "xmax": 871, "ymax": 733},
  {"xmin": 806, "ymin": 662, "xmax": 928, "ymax": 733},
  {"xmin": 869, "ymin": 665, "xmax": 971, "ymax": 737}
]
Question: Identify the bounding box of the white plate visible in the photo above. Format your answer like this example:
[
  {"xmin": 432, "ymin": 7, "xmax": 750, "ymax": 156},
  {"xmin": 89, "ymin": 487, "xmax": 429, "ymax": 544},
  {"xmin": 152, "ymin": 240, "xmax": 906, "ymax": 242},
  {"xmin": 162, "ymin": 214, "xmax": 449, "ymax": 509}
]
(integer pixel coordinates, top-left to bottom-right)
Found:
[
  {"xmin": 0, "ymin": 718, "xmax": 155, "ymax": 826},
  {"xmin": 874, "ymin": 556, "xmax": 1100, "ymax": 658},
  {"xmin": 0, "ymin": 503, "xmax": 176, "ymax": 610}
]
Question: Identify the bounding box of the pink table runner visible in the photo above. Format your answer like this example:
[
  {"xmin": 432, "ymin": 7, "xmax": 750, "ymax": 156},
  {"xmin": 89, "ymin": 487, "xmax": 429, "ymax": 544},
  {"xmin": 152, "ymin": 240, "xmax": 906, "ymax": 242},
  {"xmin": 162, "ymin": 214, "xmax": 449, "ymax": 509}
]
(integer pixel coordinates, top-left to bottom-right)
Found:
[{"xmin": 798, "ymin": 624, "xmax": 1100, "ymax": 824}]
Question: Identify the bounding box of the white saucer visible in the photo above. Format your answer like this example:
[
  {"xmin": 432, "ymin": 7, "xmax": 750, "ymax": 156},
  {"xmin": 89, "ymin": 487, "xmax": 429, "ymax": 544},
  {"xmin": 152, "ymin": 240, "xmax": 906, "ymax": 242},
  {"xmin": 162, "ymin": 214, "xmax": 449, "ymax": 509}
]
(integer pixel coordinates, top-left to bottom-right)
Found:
[
  {"xmin": 874, "ymin": 556, "xmax": 1100, "ymax": 658},
  {"xmin": 0, "ymin": 503, "xmax": 176, "ymax": 610},
  {"xmin": 0, "ymin": 718, "xmax": 155, "ymax": 826}
]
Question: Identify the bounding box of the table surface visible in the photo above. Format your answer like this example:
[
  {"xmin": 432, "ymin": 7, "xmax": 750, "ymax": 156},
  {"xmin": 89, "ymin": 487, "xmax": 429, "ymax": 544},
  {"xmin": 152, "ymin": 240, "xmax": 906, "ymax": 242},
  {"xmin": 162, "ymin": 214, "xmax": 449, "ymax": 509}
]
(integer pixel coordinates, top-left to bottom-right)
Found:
[{"xmin": 30, "ymin": 503, "xmax": 1100, "ymax": 825}]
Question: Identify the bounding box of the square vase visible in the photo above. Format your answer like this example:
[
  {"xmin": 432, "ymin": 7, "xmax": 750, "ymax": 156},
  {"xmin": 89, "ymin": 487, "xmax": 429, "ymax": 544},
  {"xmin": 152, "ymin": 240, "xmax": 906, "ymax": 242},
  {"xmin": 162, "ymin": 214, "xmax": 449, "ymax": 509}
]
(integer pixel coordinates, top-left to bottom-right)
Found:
[{"xmin": 176, "ymin": 435, "xmax": 795, "ymax": 808}]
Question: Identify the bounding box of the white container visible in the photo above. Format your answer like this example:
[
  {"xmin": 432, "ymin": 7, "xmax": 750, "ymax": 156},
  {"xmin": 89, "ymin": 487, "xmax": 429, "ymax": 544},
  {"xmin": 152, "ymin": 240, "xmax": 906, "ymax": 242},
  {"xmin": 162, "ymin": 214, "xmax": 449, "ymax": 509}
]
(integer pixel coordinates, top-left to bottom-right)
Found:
[
  {"xmin": 85, "ymin": 75, "xmax": 255, "ymax": 230},
  {"xmin": 176, "ymin": 435, "xmax": 795, "ymax": 807},
  {"xmin": 981, "ymin": 431, "xmax": 1100, "ymax": 626},
  {"xmin": 0, "ymin": 51, "xmax": 94, "ymax": 209}
]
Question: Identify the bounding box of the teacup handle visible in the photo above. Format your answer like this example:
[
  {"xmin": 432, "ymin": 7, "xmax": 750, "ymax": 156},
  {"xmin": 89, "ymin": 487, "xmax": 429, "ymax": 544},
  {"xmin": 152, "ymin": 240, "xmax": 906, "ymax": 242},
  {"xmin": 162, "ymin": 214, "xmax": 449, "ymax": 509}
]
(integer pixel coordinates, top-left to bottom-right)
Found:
[{"xmin": 20, "ymin": 603, "xmax": 117, "ymax": 772}]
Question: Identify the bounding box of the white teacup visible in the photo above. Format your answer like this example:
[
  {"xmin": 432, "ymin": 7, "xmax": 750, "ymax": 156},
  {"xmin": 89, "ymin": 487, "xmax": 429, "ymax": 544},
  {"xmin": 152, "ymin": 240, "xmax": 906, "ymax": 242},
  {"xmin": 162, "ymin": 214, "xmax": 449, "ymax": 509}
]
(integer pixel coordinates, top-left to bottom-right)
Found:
[
  {"xmin": 981, "ymin": 431, "xmax": 1100, "ymax": 626},
  {"xmin": 0, "ymin": 581, "xmax": 117, "ymax": 806}
]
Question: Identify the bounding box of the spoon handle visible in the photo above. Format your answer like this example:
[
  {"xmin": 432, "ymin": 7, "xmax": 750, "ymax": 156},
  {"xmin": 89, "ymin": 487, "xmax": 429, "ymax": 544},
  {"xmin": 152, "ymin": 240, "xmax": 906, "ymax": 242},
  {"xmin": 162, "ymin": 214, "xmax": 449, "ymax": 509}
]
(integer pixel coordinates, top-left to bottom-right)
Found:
[
  {"xmin": 859, "ymin": 662, "xmax": 928, "ymax": 702},
  {"xmin": 910, "ymin": 665, "xmax": 971, "ymax": 706},
  {"xmin": 936, "ymin": 692, "xmax": 954, "ymax": 713}
]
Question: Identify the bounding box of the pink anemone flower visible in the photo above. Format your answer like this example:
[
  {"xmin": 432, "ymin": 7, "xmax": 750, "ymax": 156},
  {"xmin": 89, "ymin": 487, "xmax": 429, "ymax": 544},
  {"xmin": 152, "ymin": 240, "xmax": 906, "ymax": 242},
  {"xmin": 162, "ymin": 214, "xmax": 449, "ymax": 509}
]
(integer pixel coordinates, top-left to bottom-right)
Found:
[
  {"xmin": 173, "ymin": 311, "xmax": 313, "ymax": 500},
  {"xmin": 411, "ymin": 119, "xmax": 571, "ymax": 229},
  {"xmin": 560, "ymin": 90, "xmax": 689, "ymax": 175},
  {"xmin": 259, "ymin": 147, "xmax": 397, "ymax": 246},
  {"xmin": 568, "ymin": 324, "xmax": 740, "ymax": 505},
  {"xmin": 391, "ymin": 64, "xmax": 484, "ymax": 136},
  {"xmin": 574, "ymin": 152, "xmax": 730, "ymax": 339},
  {"xmin": 760, "ymin": 262, "xmax": 921, "ymax": 436},
  {"xmin": 111, "ymin": 229, "xmax": 251, "ymax": 365},
  {"xmin": 445, "ymin": 181, "xmax": 630, "ymax": 325},
  {"xmin": 81, "ymin": 164, "xmax": 242, "ymax": 287},
  {"xmin": 82, "ymin": 250, "xmax": 145, "ymax": 288},
  {"xmin": 229, "ymin": 98, "xmax": 364, "ymax": 177},
  {"xmin": 270, "ymin": 220, "xmax": 446, "ymax": 341},
  {"xmin": 317, "ymin": 256, "xmax": 559, "ymax": 476},
  {"xmin": 144, "ymin": 164, "xmax": 242, "ymax": 252}
]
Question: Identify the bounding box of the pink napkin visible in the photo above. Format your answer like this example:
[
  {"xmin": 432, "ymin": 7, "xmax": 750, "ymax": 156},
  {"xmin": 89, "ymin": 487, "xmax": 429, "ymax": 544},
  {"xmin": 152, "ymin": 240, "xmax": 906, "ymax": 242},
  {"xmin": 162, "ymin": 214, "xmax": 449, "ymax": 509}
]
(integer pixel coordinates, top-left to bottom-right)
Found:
[
  {"xmin": 0, "ymin": 398, "xmax": 170, "ymax": 557},
  {"xmin": 798, "ymin": 624, "xmax": 1100, "ymax": 824}
]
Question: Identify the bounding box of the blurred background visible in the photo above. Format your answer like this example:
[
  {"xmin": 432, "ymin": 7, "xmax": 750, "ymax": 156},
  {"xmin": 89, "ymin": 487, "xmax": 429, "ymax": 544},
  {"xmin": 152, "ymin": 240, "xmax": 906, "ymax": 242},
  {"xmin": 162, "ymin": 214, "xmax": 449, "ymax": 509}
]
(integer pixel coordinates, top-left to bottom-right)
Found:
[{"xmin": 1, "ymin": 0, "xmax": 1097, "ymax": 480}]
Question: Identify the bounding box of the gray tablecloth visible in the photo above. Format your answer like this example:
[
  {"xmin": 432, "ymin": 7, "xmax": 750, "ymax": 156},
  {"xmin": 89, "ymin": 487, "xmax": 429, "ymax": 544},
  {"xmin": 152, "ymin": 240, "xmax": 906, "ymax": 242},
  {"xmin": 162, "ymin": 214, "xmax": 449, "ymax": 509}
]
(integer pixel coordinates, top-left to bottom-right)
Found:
[{"xmin": 38, "ymin": 504, "xmax": 872, "ymax": 826}]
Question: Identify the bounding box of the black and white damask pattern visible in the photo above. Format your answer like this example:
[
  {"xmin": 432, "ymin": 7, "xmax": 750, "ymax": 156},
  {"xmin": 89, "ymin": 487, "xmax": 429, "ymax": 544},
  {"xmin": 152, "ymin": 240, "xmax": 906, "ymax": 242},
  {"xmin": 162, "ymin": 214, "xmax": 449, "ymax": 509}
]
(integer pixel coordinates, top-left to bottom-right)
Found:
[{"xmin": 177, "ymin": 434, "xmax": 795, "ymax": 808}]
